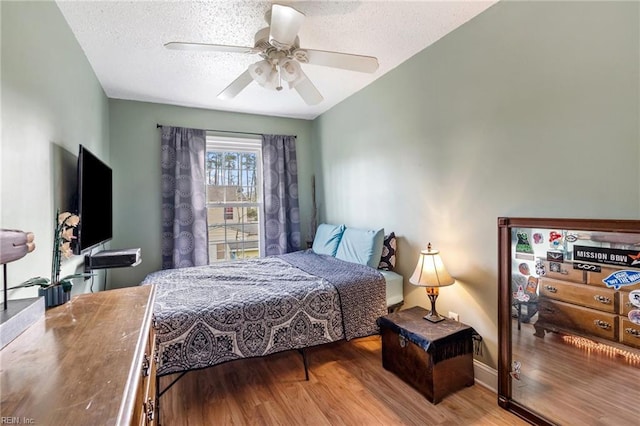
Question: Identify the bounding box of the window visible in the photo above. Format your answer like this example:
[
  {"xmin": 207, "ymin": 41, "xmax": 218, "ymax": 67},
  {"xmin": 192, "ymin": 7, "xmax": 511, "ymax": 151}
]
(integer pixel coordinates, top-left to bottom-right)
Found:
[
  {"xmin": 224, "ymin": 207, "xmax": 234, "ymax": 220},
  {"xmin": 205, "ymin": 136, "xmax": 262, "ymax": 262}
]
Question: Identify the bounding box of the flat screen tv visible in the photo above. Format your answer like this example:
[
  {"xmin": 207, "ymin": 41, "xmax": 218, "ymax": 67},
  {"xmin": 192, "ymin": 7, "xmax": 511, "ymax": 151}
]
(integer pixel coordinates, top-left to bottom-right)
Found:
[{"xmin": 76, "ymin": 145, "xmax": 112, "ymax": 253}]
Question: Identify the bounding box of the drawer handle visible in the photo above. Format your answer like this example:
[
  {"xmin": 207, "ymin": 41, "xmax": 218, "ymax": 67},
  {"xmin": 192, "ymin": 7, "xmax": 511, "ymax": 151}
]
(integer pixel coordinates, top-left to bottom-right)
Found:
[
  {"xmin": 144, "ymin": 398, "xmax": 155, "ymax": 421},
  {"xmin": 593, "ymin": 320, "xmax": 611, "ymax": 330},
  {"xmin": 593, "ymin": 295, "xmax": 611, "ymax": 304},
  {"xmin": 141, "ymin": 354, "xmax": 150, "ymax": 377},
  {"xmin": 544, "ymin": 285, "xmax": 557, "ymax": 293},
  {"xmin": 399, "ymin": 334, "xmax": 407, "ymax": 348},
  {"xmin": 625, "ymin": 328, "xmax": 640, "ymax": 338}
]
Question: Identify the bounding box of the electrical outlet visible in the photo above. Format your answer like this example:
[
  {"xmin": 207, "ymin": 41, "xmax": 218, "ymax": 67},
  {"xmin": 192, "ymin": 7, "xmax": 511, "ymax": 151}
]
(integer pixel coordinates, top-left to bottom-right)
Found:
[{"xmin": 449, "ymin": 311, "xmax": 459, "ymax": 321}]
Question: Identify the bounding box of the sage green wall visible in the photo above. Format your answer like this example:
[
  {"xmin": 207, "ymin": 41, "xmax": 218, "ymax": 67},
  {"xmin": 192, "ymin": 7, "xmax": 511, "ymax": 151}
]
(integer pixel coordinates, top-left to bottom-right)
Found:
[
  {"xmin": 1, "ymin": 0, "xmax": 109, "ymax": 299},
  {"xmin": 108, "ymin": 99, "xmax": 314, "ymax": 288},
  {"xmin": 313, "ymin": 1, "xmax": 640, "ymax": 370},
  {"xmin": 3, "ymin": 0, "xmax": 638, "ymax": 375}
]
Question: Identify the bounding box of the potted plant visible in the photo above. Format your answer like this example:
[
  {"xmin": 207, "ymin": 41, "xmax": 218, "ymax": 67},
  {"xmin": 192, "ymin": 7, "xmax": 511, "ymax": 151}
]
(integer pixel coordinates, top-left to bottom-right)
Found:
[{"xmin": 14, "ymin": 210, "xmax": 89, "ymax": 307}]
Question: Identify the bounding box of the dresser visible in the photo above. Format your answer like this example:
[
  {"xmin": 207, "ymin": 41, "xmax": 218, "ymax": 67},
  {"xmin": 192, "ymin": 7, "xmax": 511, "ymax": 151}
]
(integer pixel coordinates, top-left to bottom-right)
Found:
[
  {"xmin": 0, "ymin": 285, "xmax": 157, "ymax": 425},
  {"xmin": 534, "ymin": 260, "xmax": 640, "ymax": 349}
]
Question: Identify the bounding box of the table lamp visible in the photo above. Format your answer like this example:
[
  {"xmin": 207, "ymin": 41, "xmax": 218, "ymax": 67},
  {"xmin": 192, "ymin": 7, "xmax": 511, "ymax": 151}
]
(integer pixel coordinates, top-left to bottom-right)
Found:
[{"xmin": 410, "ymin": 243, "xmax": 455, "ymax": 322}]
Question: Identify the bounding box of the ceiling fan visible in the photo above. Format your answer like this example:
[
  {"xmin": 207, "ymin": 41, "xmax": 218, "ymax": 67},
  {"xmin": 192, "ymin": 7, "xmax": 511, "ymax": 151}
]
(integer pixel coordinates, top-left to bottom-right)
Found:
[{"xmin": 165, "ymin": 3, "xmax": 379, "ymax": 106}]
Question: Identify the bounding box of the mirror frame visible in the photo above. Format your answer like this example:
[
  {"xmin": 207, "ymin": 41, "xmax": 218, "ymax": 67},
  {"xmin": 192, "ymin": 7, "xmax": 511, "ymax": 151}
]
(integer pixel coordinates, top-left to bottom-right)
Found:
[{"xmin": 497, "ymin": 217, "xmax": 640, "ymax": 425}]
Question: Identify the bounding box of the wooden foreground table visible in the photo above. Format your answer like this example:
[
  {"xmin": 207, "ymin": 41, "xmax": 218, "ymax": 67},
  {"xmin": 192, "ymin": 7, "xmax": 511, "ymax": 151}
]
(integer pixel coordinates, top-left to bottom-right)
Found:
[{"xmin": 0, "ymin": 285, "xmax": 156, "ymax": 425}]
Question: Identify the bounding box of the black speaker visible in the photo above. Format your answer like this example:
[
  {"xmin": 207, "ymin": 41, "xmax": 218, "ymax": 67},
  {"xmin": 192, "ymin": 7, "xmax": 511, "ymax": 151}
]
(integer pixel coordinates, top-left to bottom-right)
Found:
[{"xmin": 85, "ymin": 248, "xmax": 141, "ymax": 272}]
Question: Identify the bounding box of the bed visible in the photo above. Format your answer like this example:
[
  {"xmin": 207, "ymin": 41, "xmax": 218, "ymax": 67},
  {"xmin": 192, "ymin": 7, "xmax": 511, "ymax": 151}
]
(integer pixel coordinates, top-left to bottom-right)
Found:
[{"xmin": 142, "ymin": 224, "xmax": 403, "ymax": 378}]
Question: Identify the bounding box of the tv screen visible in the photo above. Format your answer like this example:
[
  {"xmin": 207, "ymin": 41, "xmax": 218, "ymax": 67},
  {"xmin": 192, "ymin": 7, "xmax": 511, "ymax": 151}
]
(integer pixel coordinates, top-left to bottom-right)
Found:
[{"xmin": 76, "ymin": 145, "xmax": 112, "ymax": 253}]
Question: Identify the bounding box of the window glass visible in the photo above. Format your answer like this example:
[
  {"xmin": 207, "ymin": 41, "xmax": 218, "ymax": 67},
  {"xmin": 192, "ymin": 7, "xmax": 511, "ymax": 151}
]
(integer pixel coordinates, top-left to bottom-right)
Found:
[{"xmin": 206, "ymin": 136, "xmax": 262, "ymax": 261}]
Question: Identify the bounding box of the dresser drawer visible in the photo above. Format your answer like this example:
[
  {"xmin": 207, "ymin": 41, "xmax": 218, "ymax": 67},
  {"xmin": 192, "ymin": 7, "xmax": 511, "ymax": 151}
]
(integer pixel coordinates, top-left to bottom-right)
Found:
[
  {"xmin": 538, "ymin": 299, "xmax": 618, "ymax": 342},
  {"xmin": 618, "ymin": 291, "xmax": 638, "ymax": 316},
  {"xmin": 587, "ymin": 266, "xmax": 640, "ymax": 290},
  {"xmin": 620, "ymin": 318, "xmax": 640, "ymax": 349},
  {"xmin": 539, "ymin": 278, "xmax": 617, "ymax": 313},
  {"xmin": 132, "ymin": 305, "xmax": 157, "ymax": 425},
  {"xmin": 542, "ymin": 261, "xmax": 586, "ymax": 283}
]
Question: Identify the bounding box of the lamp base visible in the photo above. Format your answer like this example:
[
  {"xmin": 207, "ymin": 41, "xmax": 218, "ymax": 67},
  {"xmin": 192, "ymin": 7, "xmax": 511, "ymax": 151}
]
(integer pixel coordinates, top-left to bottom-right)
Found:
[
  {"xmin": 423, "ymin": 312, "xmax": 446, "ymax": 323},
  {"xmin": 424, "ymin": 287, "xmax": 446, "ymax": 322}
]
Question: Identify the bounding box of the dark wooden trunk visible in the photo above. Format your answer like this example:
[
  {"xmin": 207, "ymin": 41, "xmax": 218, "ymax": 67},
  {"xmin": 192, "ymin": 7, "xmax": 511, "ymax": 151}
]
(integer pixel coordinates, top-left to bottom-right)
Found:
[{"xmin": 378, "ymin": 307, "xmax": 475, "ymax": 404}]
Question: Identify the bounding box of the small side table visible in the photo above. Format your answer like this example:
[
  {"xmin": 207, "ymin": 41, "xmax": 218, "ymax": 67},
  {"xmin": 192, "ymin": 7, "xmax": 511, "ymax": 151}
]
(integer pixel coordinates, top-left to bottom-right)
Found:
[{"xmin": 377, "ymin": 306, "xmax": 475, "ymax": 404}]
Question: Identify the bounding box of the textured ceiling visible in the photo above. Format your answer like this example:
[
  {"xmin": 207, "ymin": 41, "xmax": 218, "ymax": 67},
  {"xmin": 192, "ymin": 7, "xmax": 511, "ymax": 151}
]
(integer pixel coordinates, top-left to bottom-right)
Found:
[{"xmin": 56, "ymin": 1, "xmax": 497, "ymax": 120}]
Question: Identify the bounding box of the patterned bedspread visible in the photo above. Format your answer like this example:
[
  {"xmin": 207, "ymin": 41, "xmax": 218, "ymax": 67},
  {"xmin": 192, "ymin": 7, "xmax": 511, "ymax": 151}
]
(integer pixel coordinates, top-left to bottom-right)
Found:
[{"xmin": 142, "ymin": 250, "xmax": 386, "ymax": 376}]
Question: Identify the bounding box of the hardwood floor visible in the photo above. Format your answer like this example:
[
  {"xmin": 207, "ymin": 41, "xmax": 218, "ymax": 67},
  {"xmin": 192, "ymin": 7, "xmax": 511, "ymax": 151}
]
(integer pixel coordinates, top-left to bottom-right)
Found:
[
  {"xmin": 511, "ymin": 320, "xmax": 640, "ymax": 425},
  {"xmin": 159, "ymin": 336, "xmax": 526, "ymax": 425}
]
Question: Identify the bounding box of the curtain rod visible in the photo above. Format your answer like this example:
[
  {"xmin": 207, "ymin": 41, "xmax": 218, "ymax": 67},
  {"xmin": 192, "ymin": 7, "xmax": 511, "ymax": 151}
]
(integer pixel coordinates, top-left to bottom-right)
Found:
[{"xmin": 156, "ymin": 124, "xmax": 296, "ymax": 138}]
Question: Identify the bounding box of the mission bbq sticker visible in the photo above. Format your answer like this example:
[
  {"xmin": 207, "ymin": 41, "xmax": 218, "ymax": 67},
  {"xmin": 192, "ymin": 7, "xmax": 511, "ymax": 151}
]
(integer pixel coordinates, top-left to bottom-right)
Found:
[{"xmin": 573, "ymin": 245, "xmax": 640, "ymax": 268}]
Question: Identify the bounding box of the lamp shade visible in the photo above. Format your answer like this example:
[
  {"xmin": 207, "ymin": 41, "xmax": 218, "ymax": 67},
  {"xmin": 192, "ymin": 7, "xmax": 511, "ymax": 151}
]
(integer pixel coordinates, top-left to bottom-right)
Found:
[{"xmin": 409, "ymin": 243, "xmax": 454, "ymax": 288}]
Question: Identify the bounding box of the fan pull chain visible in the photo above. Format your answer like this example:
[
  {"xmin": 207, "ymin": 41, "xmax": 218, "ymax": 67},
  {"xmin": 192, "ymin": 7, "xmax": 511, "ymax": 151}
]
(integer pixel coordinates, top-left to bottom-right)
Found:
[{"xmin": 276, "ymin": 65, "xmax": 283, "ymax": 91}]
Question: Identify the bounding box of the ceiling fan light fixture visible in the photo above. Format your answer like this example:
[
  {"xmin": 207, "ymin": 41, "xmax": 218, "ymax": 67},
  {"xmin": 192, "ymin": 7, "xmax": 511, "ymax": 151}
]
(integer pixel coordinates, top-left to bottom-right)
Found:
[
  {"xmin": 279, "ymin": 59, "xmax": 301, "ymax": 83},
  {"xmin": 248, "ymin": 60, "xmax": 272, "ymax": 85},
  {"xmin": 261, "ymin": 69, "xmax": 280, "ymax": 91},
  {"xmin": 168, "ymin": 2, "xmax": 378, "ymax": 105},
  {"xmin": 249, "ymin": 60, "xmax": 281, "ymax": 90},
  {"xmin": 286, "ymin": 71, "xmax": 307, "ymax": 90}
]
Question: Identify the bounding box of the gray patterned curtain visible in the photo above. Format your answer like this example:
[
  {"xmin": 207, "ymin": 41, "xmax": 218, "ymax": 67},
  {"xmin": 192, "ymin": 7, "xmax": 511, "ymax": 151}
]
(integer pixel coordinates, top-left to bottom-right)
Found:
[
  {"xmin": 262, "ymin": 134, "xmax": 301, "ymax": 255},
  {"xmin": 161, "ymin": 126, "xmax": 208, "ymax": 269}
]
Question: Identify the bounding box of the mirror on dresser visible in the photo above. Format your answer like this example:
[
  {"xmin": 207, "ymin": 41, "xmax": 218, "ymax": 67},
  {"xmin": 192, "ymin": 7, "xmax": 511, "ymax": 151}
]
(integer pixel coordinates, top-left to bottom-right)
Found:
[{"xmin": 497, "ymin": 218, "xmax": 640, "ymax": 425}]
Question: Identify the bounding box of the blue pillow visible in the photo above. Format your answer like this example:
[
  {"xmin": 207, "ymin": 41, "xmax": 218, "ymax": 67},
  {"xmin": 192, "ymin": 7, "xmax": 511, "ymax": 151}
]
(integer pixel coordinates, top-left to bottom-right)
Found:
[
  {"xmin": 335, "ymin": 227, "xmax": 385, "ymax": 268},
  {"xmin": 312, "ymin": 224, "xmax": 345, "ymax": 256}
]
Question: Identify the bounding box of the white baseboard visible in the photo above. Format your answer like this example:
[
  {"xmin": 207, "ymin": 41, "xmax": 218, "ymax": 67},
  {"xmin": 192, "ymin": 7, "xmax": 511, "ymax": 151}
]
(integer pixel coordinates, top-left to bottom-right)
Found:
[{"xmin": 473, "ymin": 360, "xmax": 498, "ymax": 393}]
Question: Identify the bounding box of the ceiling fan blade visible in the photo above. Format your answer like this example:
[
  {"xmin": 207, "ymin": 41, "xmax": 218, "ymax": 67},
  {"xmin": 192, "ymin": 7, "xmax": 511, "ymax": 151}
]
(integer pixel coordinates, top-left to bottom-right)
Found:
[
  {"xmin": 291, "ymin": 71, "xmax": 323, "ymax": 106},
  {"xmin": 217, "ymin": 70, "xmax": 253, "ymax": 100},
  {"xmin": 297, "ymin": 49, "xmax": 379, "ymax": 73},
  {"xmin": 165, "ymin": 42, "xmax": 259, "ymax": 54},
  {"xmin": 269, "ymin": 4, "xmax": 305, "ymax": 49}
]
